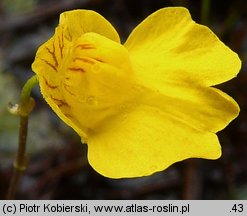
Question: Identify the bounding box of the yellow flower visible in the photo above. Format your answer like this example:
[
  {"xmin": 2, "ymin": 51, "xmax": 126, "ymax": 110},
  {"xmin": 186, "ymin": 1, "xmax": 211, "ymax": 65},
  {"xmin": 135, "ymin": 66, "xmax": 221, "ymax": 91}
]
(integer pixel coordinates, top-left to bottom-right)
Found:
[{"xmin": 32, "ymin": 7, "xmax": 241, "ymax": 178}]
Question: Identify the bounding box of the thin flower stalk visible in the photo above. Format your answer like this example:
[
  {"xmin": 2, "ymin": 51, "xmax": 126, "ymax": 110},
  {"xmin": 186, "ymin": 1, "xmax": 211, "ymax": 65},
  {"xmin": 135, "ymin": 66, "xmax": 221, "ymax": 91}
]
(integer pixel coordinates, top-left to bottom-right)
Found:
[{"xmin": 6, "ymin": 75, "xmax": 38, "ymax": 199}]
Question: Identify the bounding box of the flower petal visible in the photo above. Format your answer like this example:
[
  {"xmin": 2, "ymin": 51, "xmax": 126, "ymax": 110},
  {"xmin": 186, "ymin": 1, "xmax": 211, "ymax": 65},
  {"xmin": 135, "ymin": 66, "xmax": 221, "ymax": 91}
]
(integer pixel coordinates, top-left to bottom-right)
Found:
[
  {"xmin": 32, "ymin": 10, "xmax": 121, "ymax": 139},
  {"xmin": 60, "ymin": 9, "xmax": 120, "ymax": 43},
  {"xmin": 61, "ymin": 33, "xmax": 139, "ymax": 133},
  {"xmin": 33, "ymin": 29, "xmax": 139, "ymax": 140},
  {"xmin": 32, "ymin": 25, "xmax": 86, "ymax": 137},
  {"xmin": 125, "ymin": 7, "xmax": 241, "ymax": 89},
  {"xmin": 87, "ymin": 104, "xmax": 221, "ymax": 178},
  {"xmin": 144, "ymin": 82, "xmax": 239, "ymax": 133}
]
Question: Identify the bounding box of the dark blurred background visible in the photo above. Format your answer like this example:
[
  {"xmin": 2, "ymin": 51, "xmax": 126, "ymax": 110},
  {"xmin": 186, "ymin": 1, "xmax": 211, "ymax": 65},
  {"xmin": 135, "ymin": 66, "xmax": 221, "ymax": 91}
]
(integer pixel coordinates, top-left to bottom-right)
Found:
[{"xmin": 0, "ymin": 0, "xmax": 246, "ymax": 199}]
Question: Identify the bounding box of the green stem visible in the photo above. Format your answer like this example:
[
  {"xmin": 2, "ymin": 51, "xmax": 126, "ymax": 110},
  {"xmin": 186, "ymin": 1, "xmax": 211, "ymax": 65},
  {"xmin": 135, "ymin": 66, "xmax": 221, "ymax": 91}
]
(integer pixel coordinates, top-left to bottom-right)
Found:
[
  {"xmin": 19, "ymin": 75, "xmax": 38, "ymax": 116},
  {"xmin": 6, "ymin": 75, "xmax": 38, "ymax": 200},
  {"xmin": 201, "ymin": 0, "xmax": 211, "ymax": 25}
]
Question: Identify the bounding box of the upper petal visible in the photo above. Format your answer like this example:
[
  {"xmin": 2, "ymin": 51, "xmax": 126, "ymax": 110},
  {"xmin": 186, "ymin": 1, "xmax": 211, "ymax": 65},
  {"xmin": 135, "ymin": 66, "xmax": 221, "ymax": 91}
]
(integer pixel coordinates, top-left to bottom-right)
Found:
[
  {"xmin": 32, "ymin": 10, "xmax": 121, "ymax": 139},
  {"xmin": 61, "ymin": 33, "xmax": 140, "ymax": 133},
  {"xmin": 33, "ymin": 30, "xmax": 140, "ymax": 140},
  {"xmin": 60, "ymin": 10, "xmax": 120, "ymax": 43},
  {"xmin": 124, "ymin": 7, "xmax": 241, "ymax": 89}
]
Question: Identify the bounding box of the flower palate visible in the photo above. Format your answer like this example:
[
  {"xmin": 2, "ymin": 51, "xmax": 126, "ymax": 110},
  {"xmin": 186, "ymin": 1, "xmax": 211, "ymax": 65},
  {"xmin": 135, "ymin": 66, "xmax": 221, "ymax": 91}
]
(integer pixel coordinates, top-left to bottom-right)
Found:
[{"xmin": 32, "ymin": 7, "xmax": 241, "ymax": 178}]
